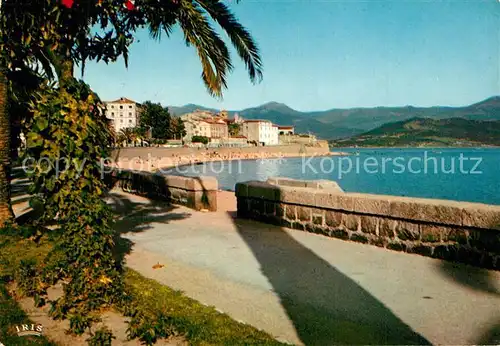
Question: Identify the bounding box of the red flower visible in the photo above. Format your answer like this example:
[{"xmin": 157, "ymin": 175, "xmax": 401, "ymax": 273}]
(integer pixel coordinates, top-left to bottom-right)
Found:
[
  {"xmin": 61, "ymin": 0, "xmax": 74, "ymax": 8},
  {"xmin": 124, "ymin": 0, "xmax": 135, "ymax": 10}
]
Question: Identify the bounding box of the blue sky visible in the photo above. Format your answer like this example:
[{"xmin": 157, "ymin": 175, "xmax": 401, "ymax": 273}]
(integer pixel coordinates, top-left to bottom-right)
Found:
[{"xmin": 81, "ymin": 0, "xmax": 500, "ymax": 111}]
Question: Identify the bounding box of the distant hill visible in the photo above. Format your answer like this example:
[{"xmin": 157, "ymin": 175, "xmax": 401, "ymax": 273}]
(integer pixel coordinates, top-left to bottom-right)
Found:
[
  {"xmin": 329, "ymin": 117, "xmax": 500, "ymax": 147},
  {"xmin": 167, "ymin": 96, "xmax": 500, "ymax": 140},
  {"xmin": 168, "ymin": 104, "xmax": 218, "ymax": 115}
]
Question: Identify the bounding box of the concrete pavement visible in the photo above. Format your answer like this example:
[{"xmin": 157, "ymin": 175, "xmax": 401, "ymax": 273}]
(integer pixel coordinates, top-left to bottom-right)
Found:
[{"xmin": 108, "ymin": 189, "xmax": 500, "ymax": 346}]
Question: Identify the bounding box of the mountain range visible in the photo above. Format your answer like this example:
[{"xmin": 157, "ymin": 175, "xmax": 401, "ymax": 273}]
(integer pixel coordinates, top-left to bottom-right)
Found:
[
  {"xmin": 168, "ymin": 96, "xmax": 500, "ymax": 140},
  {"xmin": 330, "ymin": 117, "xmax": 500, "ymax": 147}
]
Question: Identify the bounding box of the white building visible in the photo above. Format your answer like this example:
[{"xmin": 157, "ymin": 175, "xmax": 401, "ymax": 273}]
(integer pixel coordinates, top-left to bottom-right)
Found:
[
  {"xmin": 242, "ymin": 120, "xmax": 279, "ymax": 146},
  {"xmin": 181, "ymin": 110, "xmax": 230, "ymax": 143},
  {"xmin": 105, "ymin": 97, "xmax": 140, "ymax": 133}
]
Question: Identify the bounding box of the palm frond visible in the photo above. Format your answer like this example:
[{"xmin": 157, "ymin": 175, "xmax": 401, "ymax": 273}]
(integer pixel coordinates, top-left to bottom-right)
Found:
[
  {"xmin": 195, "ymin": 0, "xmax": 263, "ymax": 83},
  {"xmin": 176, "ymin": 0, "xmax": 232, "ymax": 97}
]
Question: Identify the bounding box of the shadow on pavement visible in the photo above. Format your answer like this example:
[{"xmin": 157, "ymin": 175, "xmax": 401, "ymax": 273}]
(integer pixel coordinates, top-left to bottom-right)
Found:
[
  {"xmin": 436, "ymin": 260, "xmax": 500, "ymax": 297},
  {"xmin": 106, "ymin": 191, "xmax": 191, "ymax": 264},
  {"xmin": 436, "ymin": 258, "xmax": 500, "ymax": 345},
  {"xmin": 475, "ymin": 319, "xmax": 500, "ymax": 345},
  {"xmin": 229, "ymin": 213, "xmax": 430, "ymax": 345}
]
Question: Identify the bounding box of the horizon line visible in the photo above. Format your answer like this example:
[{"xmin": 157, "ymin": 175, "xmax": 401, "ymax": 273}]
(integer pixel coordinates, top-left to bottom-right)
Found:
[{"xmin": 165, "ymin": 95, "xmax": 500, "ymax": 113}]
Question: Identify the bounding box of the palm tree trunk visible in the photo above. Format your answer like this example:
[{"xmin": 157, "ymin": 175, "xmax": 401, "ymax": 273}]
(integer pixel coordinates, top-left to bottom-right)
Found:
[
  {"xmin": 0, "ymin": 70, "xmax": 14, "ymax": 227},
  {"xmin": 59, "ymin": 58, "xmax": 74, "ymax": 89}
]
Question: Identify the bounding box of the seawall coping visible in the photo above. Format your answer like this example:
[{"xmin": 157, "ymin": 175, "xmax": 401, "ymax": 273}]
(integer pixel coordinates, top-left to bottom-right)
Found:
[
  {"xmin": 116, "ymin": 170, "xmax": 218, "ymax": 191},
  {"xmin": 236, "ymin": 181, "xmax": 500, "ymax": 230},
  {"xmin": 267, "ymin": 177, "xmax": 343, "ymax": 191}
]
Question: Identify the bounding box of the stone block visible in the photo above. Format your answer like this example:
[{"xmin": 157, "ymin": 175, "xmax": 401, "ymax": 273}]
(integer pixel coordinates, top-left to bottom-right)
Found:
[
  {"xmin": 266, "ymin": 177, "xmax": 279, "ymax": 185},
  {"xmin": 292, "ymin": 222, "xmax": 305, "ymax": 231},
  {"xmin": 314, "ymin": 191, "xmax": 353, "ymax": 211},
  {"xmin": 421, "ymin": 225, "xmax": 445, "ymax": 243},
  {"xmin": 379, "ymin": 219, "xmax": 396, "ymax": 238},
  {"xmin": 387, "ymin": 242, "xmax": 407, "ymax": 252},
  {"xmin": 305, "ymin": 181, "xmax": 319, "ymax": 189},
  {"xmin": 250, "ymin": 199, "xmax": 265, "ymax": 214},
  {"xmin": 189, "ymin": 176, "xmax": 218, "ymax": 191},
  {"xmin": 462, "ymin": 205, "xmax": 500, "ymax": 230},
  {"xmin": 468, "ymin": 229, "xmax": 500, "ymax": 252},
  {"xmin": 325, "ymin": 210, "xmax": 342, "ymax": 228},
  {"xmin": 272, "ymin": 177, "xmax": 307, "ymax": 188},
  {"xmin": 237, "ymin": 198, "xmax": 249, "ymax": 217},
  {"xmin": 316, "ymin": 180, "xmax": 343, "ymax": 192},
  {"xmin": 369, "ymin": 237, "xmax": 387, "ymax": 248},
  {"xmin": 204, "ymin": 190, "xmax": 217, "ymax": 212},
  {"xmin": 276, "ymin": 204, "xmax": 285, "ymax": 218},
  {"xmin": 360, "ymin": 215, "xmax": 379, "ymax": 235},
  {"xmin": 285, "ymin": 205, "xmax": 297, "ymax": 220},
  {"xmin": 235, "ymin": 182, "xmax": 248, "ymax": 197},
  {"xmin": 342, "ymin": 214, "xmax": 360, "ymax": 231},
  {"xmin": 280, "ymin": 219, "xmax": 293, "ymax": 229},
  {"xmin": 297, "ymin": 206, "xmax": 312, "ymax": 222},
  {"xmin": 350, "ymin": 233, "xmax": 368, "ymax": 244},
  {"xmin": 331, "ymin": 229, "xmax": 349, "ymax": 240},
  {"xmin": 170, "ymin": 187, "xmax": 181, "ymax": 201},
  {"xmin": 494, "ymin": 256, "xmax": 500, "ymax": 271},
  {"xmin": 396, "ymin": 221, "xmax": 421, "ymax": 241},
  {"xmin": 306, "ymin": 223, "xmax": 328, "ymax": 235},
  {"xmin": 265, "ymin": 202, "xmax": 276, "ymax": 216},
  {"xmin": 443, "ymin": 229, "xmax": 469, "ymax": 245},
  {"xmin": 164, "ymin": 175, "xmax": 188, "ymax": 190},
  {"xmin": 312, "ymin": 213, "xmax": 324, "ymax": 225},
  {"xmin": 389, "ymin": 198, "xmax": 462, "ymax": 226},
  {"xmin": 407, "ymin": 244, "xmax": 434, "ymax": 257},
  {"xmin": 191, "ymin": 190, "xmax": 214, "ymax": 211},
  {"xmin": 351, "ymin": 194, "xmax": 390, "ymax": 215},
  {"xmin": 279, "ymin": 186, "xmax": 315, "ymax": 205},
  {"xmin": 432, "ymin": 245, "xmax": 458, "ymax": 261},
  {"xmin": 456, "ymin": 246, "xmax": 483, "ymax": 267},
  {"xmin": 247, "ymin": 181, "xmax": 279, "ymax": 200},
  {"xmin": 480, "ymin": 253, "xmax": 496, "ymax": 270}
]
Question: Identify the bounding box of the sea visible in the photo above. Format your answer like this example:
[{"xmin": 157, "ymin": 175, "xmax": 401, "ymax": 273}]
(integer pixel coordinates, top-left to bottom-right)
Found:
[{"xmin": 163, "ymin": 148, "xmax": 500, "ymax": 205}]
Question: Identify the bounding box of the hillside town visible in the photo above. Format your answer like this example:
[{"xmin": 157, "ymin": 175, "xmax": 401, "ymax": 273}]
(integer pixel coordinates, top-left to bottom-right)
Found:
[{"xmin": 104, "ymin": 97, "xmax": 310, "ymax": 148}]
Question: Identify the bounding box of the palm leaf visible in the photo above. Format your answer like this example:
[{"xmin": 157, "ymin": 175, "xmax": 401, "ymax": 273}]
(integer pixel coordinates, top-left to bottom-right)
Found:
[
  {"xmin": 195, "ymin": 0, "xmax": 263, "ymax": 83},
  {"xmin": 176, "ymin": 0, "xmax": 232, "ymax": 97}
]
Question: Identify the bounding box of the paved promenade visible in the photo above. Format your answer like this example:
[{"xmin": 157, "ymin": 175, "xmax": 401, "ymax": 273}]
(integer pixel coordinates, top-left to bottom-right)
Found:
[{"xmin": 108, "ymin": 189, "xmax": 500, "ymax": 346}]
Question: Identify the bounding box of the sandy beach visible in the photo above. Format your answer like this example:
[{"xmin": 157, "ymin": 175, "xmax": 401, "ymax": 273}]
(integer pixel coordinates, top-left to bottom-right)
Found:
[{"xmin": 112, "ymin": 145, "xmax": 346, "ymax": 173}]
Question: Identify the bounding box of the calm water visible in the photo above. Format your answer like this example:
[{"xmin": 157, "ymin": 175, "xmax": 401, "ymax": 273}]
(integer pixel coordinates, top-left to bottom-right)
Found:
[{"xmin": 164, "ymin": 148, "xmax": 500, "ymax": 205}]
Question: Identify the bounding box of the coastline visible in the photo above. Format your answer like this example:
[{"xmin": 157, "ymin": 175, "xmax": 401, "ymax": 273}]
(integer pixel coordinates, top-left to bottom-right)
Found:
[
  {"xmin": 154, "ymin": 151, "xmax": 346, "ymax": 174},
  {"xmin": 330, "ymin": 145, "xmax": 500, "ymax": 149},
  {"xmin": 112, "ymin": 145, "xmax": 347, "ymax": 173}
]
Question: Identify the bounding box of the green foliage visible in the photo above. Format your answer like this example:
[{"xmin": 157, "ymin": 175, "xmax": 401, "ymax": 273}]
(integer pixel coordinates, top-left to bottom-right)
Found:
[
  {"xmin": 0, "ymin": 278, "xmax": 56, "ymax": 345},
  {"xmin": 118, "ymin": 127, "xmax": 137, "ymax": 147},
  {"xmin": 0, "ymin": 235, "xmax": 284, "ymax": 346},
  {"xmin": 1, "ymin": 0, "xmax": 263, "ymax": 96},
  {"xmin": 228, "ymin": 122, "xmax": 241, "ymax": 137},
  {"xmin": 126, "ymin": 312, "xmax": 177, "ymax": 345},
  {"xmin": 139, "ymin": 101, "xmax": 171, "ymax": 139},
  {"xmin": 124, "ymin": 269, "xmax": 284, "ymax": 345},
  {"xmin": 20, "ymin": 79, "xmax": 125, "ymax": 340},
  {"xmin": 170, "ymin": 117, "xmax": 186, "ymax": 140},
  {"xmin": 87, "ymin": 327, "xmax": 116, "ymax": 346},
  {"xmin": 191, "ymin": 135, "xmax": 209, "ymax": 144}
]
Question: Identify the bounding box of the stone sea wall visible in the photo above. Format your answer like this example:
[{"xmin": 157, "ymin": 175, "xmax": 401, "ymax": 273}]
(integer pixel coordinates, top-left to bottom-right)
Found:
[
  {"xmin": 236, "ymin": 179, "xmax": 500, "ymax": 270},
  {"xmin": 105, "ymin": 169, "xmax": 218, "ymax": 211}
]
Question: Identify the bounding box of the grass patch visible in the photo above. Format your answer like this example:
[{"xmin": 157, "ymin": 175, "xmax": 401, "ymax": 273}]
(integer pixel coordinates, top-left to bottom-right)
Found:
[
  {"xmin": 0, "ymin": 235, "xmax": 53, "ymax": 280},
  {"xmin": 0, "ymin": 279, "xmax": 55, "ymax": 345},
  {"xmin": 124, "ymin": 269, "xmax": 284, "ymax": 345},
  {"xmin": 0, "ymin": 235, "xmax": 285, "ymax": 345},
  {"xmin": 0, "ymin": 235, "xmax": 55, "ymax": 344}
]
